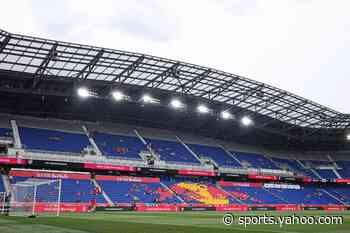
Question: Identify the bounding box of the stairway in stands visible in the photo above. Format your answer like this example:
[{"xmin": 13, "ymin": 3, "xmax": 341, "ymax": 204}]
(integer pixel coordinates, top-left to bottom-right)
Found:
[
  {"xmin": 216, "ymin": 183, "xmax": 243, "ymax": 204},
  {"xmin": 91, "ymin": 178, "xmax": 114, "ymax": 206},
  {"xmin": 159, "ymin": 182, "xmax": 185, "ymax": 203}
]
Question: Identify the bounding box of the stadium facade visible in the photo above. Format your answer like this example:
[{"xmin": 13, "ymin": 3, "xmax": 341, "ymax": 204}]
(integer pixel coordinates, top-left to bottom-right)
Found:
[{"xmin": 0, "ymin": 29, "xmax": 350, "ymax": 213}]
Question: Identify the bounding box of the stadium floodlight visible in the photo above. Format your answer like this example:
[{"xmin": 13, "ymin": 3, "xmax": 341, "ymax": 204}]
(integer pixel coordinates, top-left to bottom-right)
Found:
[
  {"xmin": 347, "ymin": 134, "xmax": 350, "ymax": 141},
  {"xmin": 197, "ymin": 104, "xmax": 210, "ymax": 114},
  {"xmin": 241, "ymin": 116, "xmax": 253, "ymax": 126},
  {"xmin": 141, "ymin": 94, "xmax": 159, "ymax": 104},
  {"xmin": 220, "ymin": 110, "xmax": 233, "ymax": 120},
  {"xmin": 170, "ymin": 99, "xmax": 184, "ymax": 109},
  {"xmin": 77, "ymin": 87, "xmax": 91, "ymax": 98},
  {"xmin": 112, "ymin": 91, "xmax": 125, "ymax": 101},
  {"xmin": 142, "ymin": 94, "xmax": 153, "ymax": 103}
]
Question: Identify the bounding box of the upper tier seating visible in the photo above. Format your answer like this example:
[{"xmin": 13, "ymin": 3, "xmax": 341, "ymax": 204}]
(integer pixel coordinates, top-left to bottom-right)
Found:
[
  {"xmin": 273, "ymin": 158, "xmax": 320, "ymax": 178},
  {"xmin": 301, "ymin": 160, "xmax": 333, "ymax": 168},
  {"xmin": 232, "ymin": 151, "xmax": 278, "ymax": 169},
  {"xmin": 303, "ymin": 169, "xmax": 320, "ymax": 179},
  {"xmin": 0, "ymin": 128, "xmax": 12, "ymax": 138},
  {"xmin": 221, "ymin": 185, "xmax": 284, "ymax": 204},
  {"xmin": 273, "ymin": 158, "xmax": 305, "ymax": 173},
  {"xmin": 97, "ymin": 179, "xmax": 179, "ymax": 204},
  {"xmin": 19, "ymin": 127, "xmax": 89, "ymax": 154},
  {"xmin": 267, "ymin": 186, "xmax": 340, "ymax": 205},
  {"xmin": 147, "ymin": 138, "xmax": 200, "ymax": 164},
  {"xmin": 316, "ymin": 169, "xmax": 337, "ymax": 179},
  {"xmin": 336, "ymin": 161, "xmax": 350, "ymax": 178},
  {"xmin": 93, "ymin": 132, "xmax": 144, "ymax": 160},
  {"xmin": 11, "ymin": 176, "xmax": 103, "ymax": 203},
  {"xmin": 188, "ymin": 144, "xmax": 241, "ymax": 168}
]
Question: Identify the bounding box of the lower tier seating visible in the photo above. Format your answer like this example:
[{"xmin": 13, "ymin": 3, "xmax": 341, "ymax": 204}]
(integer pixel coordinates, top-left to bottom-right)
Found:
[
  {"xmin": 97, "ymin": 179, "xmax": 180, "ymax": 204},
  {"xmin": 165, "ymin": 181, "xmax": 239, "ymax": 205},
  {"xmin": 6, "ymin": 170, "xmax": 349, "ymax": 206},
  {"xmin": 324, "ymin": 186, "xmax": 350, "ymax": 204},
  {"xmin": 220, "ymin": 182, "xmax": 341, "ymax": 205},
  {"xmin": 266, "ymin": 187, "xmax": 340, "ymax": 205},
  {"xmin": 221, "ymin": 185, "xmax": 285, "ymax": 204}
]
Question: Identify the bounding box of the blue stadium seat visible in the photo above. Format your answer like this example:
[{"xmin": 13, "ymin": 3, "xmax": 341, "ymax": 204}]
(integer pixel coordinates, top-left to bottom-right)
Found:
[
  {"xmin": 163, "ymin": 180, "xmax": 238, "ymax": 205},
  {"xmin": 19, "ymin": 127, "xmax": 89, "ymax": 154},
  {"xmin": 147, "ymin": 138, "xmax": 200, "ymax": 164},
  {"xmin": 232, "ymin": 151, "xmax": 278, "ymax": 169},
  {"xmin": 97, "ymin": 180, "xmax": 179, "ymax": 204},
  {"xmin": 336, "ymin": 161, "xmax": 350, "ymax": 178},
  {"xmin": 93, "ymin": 132, "xmax": 144, "ymax": 160},
  {"xmin": 267, "ymin": 186, "xmax": 341, "ymax": 205},
  {"xmin": 0, "ymin": 176, "xmax": 5, "ymax": 193},
  {"xmin": 316, "ymin": 169, "xmax": 337, "ymax": 179},
  {"xmin": 221, "ymin": 185, "xmax": 284, "ymax": 204},
  {"xmin": 324, "ymin": 186, "xmax": 350, "ymax": 204},
  {"xmin": 9, "ymin": 174, "xmax": 347, "ymax": 206},
  {"xmin": 273, "ymin": 158, "xmax": 305, "ymax": 173},
  {"xmin": 301, "ymin": 160, "xmax": 332, "ymax": 168},
  {"xmin": 0, "ymin": 128, "xmax": 12, "ymax": 138},
  {"xmin": 303, "ymin": 170, "xmax": 319, "ymax": 179},
  {"xmin": 188, "ymin": 144, "xmax": 241, "ymax": 168},
  {"xmin": 273, "ymin": 158, "xmax": 320, "ymax": 178},
  {"xmin": 60, "ymin": 179, "xmax": 99, "ymax": 203}
]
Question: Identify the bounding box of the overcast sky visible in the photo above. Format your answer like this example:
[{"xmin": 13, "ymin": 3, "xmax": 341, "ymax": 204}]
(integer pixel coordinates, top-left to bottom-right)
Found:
[{"xmin": 1, "ymin": 0, "xmax": 349, "ymax": 112}]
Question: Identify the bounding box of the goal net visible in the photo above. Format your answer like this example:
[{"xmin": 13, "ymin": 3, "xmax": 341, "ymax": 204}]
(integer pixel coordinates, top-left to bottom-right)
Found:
[{"xmin": 9, "ymin": 178, "xmax": 62, "ymax": 217}]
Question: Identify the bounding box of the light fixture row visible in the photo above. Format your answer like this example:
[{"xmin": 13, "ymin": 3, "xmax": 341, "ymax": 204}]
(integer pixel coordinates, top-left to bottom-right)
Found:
[{"xmin": 77, "ymin": 87, "xmax": 254, "ymax": 126}]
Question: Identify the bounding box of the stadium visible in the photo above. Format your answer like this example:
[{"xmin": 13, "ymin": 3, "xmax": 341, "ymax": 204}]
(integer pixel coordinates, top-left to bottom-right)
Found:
[{"xmin": 0, "ymin": 25, "xmax": 350, "ymax": 233}]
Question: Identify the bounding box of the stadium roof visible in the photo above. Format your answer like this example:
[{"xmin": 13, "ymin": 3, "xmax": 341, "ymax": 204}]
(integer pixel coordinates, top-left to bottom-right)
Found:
[{"xmin": 0, "ymin": 28, "xmax": 349, "ymax": 133}]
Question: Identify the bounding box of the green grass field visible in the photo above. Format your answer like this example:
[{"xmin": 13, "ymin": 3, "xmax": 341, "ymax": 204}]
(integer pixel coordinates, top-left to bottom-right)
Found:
[{"xmin": 1, "ymin": 211, "xmax": 350, "ymax": 233}]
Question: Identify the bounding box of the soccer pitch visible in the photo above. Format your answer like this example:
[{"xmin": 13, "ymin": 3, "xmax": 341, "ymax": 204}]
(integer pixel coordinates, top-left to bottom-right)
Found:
[{"xmin": 1, "ymin": 211, "xmax": 350, "ymax": 233}]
